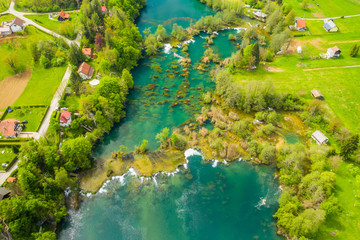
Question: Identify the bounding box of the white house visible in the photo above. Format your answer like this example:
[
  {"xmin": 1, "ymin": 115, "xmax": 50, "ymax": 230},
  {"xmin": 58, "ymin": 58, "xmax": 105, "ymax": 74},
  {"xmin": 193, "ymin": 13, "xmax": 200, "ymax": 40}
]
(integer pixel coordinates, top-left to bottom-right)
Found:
[
  {"xmin": 60, "ymin": 110, "xmax": 72, "ymax": 127},
  {"xmin": 326, "ymin": 46, "xmax": 341, "ymax": 58},
  {"xmin": 78, "ymin": 62, "xmax": 94, "ymax": 80},
  {"xmin": 0, "ymin": 26, "xmax": 12, "ymax": 37},
  {"xmin": 311, "ymin": 130, "xmax": 329, "ymax": 145},
  {"xmin": 323, "ymin": 19, "xmax": 338, "ymax": 32},
  {"xmin": 10, "ymin": 18, "xmax": 25, "ymax": 32}
]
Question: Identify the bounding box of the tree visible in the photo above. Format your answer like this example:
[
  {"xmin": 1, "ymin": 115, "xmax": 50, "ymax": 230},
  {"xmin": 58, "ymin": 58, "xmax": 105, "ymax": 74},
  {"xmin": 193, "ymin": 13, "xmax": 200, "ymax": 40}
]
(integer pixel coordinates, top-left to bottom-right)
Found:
[
  {"xmin": 349, "ymin": 43, "xmax": 359, "ymax": 57},
  {"xmin": 121, "ymin": 68, "xmax": 134, "ymax": 89},
  {"xmin": 144, "ymin": 34, "xmax": 161, "ymax": 56},
  {"xmin": 95, "ymin": 33, "xmax": 105, "ymax": 51},
  {"xmin": 6, "ymin": 54, "xmax": 24, "ymax": 74},
  {"xmin": 156, "ymin": 128, "xmax": 170, "ymax": 146},
  {"xmin": 171, "ymin": 24, "xmax": 186, "ymax": 41},
  {"xmin": 69, "ymin": 43, "xmax": 85, "ymax": 66},
  {"xmin": 340, "ymin": 134, "xmax": 359, "ymax": 160},
  {"xmin": 40, "ymin": 55, "xmax": 51, "ymax": 69},
  {"xmin": 155, "ymin": 24, "xmax": 168, "ymax": 42},
  {"xmin": 260, "ymin": 144, "xmax": 277, "ymax": 164},
  {"xmin": 61, "ymin": 136, "xmax": 92, "ymax": 171},
  {"xmin": 33, "ymin": 231, "xmax": 57, "ymax": 240},
  {"xmin": 301, "ymin": 0, "xmax": 308, "ymax": 10},
  {"xmin": 251, "ymin": 42, "xmax": 260, "ymax": 66},
  {"xmin": 284, "ymin": 9, "xmax": 295, "ymax": 26},
  {"xmin": 171, "ymin": 133, "xmax": 187, "ymax": 150},
  {"xmin": 290, "ymin": 208, "xmax": 325, "ymax": 238}
]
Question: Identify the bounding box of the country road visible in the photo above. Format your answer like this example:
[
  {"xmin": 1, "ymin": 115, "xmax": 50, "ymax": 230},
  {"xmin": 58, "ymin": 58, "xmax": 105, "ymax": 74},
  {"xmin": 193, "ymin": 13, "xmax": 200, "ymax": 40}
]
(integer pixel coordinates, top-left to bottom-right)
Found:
[{"xmin": 302, "ymin": 14, "xmax": 360, "ymax": 21}]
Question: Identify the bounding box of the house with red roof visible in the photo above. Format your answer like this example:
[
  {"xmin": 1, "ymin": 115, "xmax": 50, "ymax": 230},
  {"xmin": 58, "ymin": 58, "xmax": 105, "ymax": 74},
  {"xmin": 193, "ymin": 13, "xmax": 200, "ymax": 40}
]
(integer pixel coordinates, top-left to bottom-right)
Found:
[
  {"xmin": 82, "ymin": 48, "xmax": 95, "ymax": 59},
  {"xmin": 295, "ymin": 19, "xmax": 306, "ymax": 31},
  {"xmin": 10, "ymin": 17, "xmax": 25, "ymax": 32},
  {"xmin": 60, "ymin": 110, "xmax": 72, "ymax": 127},
  {"xmin": 58, "ymin": 10, "xmax": 70, "ymax": 22},
  {"xmin": 101, "ymin": 6, "xmax": 108, "ymax": 14},
  {"xmin": 78, "ymin": 62, "xmax": 94, "ymax": 80},
  {"xmin": 0, "ymin": 119, "xmax": 22, "ymax": 138}
]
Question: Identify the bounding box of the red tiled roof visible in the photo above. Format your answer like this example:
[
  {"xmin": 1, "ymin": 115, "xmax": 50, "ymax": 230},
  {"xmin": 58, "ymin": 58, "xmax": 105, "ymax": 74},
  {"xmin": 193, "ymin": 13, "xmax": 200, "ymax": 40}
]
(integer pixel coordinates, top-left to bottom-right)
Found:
[
  {"xmin": 101, "ymin": 6, "xmax": 107, "ymax": 12},
  {"xmin": 12, "ymin": 17, "xmax": 25, "ymax": 27},
  {"xmin": 331, "ymin": 46, "xmax": 340, "ymax": 52},
  {"xmin": 58, "ymin": 10, "xmax": 70, "ymax": 19},
  {"xmin": 60, "ymin": 111, "xmax": 71, "ymax": 124},
  {"xmin": 82, "ymin": 48, "xmax": 92, "ymax": 56},
  {"xmin": 0, "ymin": 119, "xmax": 19, "ymax": 137},
  {"xmin": 77, "ymin": 62, "xmax": 94, "ymax": 77},
  {"xmin": 7, "ymin": 177, "xmax": 16, "ymax": 183},
  {"xmin": 296, "ymin": 20, "xmax": 306, "ymax": 28}
]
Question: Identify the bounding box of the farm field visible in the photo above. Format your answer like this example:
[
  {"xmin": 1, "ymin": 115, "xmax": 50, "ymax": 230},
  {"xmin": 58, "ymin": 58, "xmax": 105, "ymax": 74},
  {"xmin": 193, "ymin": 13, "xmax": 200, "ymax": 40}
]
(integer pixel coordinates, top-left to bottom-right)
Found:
[
  {"xmin": 26, "ymin": 12, "xmax": 80, "ymax": 40},
  {"xmin": 284, "ymin": 0, "xmax": 360, "ymax": 18}
]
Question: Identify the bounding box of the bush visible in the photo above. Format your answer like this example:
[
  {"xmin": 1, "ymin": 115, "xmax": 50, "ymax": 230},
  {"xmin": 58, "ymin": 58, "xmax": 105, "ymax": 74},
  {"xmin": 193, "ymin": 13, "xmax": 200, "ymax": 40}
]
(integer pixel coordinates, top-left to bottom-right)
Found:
[
  {"xmin": 40, "ymin": 55, "xmax": 51, "ymax": 69},
  {"xmin": 171, "ymin": 134, "xmax": 187, "ymax": 150}
]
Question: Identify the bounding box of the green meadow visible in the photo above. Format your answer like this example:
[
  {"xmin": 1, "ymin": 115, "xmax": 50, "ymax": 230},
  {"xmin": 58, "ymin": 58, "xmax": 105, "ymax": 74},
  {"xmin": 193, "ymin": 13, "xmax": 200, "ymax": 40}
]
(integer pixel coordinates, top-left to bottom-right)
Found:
[
  {"xmin": 285, "ymin": 0, "xmax": 360, "ymax": 18},
  {"xmin": 5, "ymin": 106, "xmax": 48, "ymax": 131},
  {"xmin": 26, "ymin": 12, "xmax": 80, "ymax": 40}
]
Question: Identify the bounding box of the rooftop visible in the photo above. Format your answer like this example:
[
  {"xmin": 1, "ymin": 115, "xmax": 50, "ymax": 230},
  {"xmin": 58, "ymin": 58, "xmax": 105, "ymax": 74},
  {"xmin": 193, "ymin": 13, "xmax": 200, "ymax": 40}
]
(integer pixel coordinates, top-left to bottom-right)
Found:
[
  {"xmin": 12, "ymin": 17, "xmax": 25, "ymax": 27},
  {"xmin": 60, "ymin": 110, "xmax": 71, "ymax": 124},
  {"xmin": 58, "ymin": 10, "xmax": 70, "ymax": 19},
  {"xmin": 311, "ymin": 89, "xmax": 323, "ymax": 98},
  {"xmin": 296, "ymin": 19, "xmax": 306, "ymax": 28},
  {"xmin": 0, "ymin": 119, "xmax": 19, "ymax": 137},
  {"xmin": 312, "ymin": 130, "xmax": 328, "ymax": 144},
  {"xmin": 78, "ymin": 62, "xmax": 94, "ymax": 77},
  {"xmin": 82, "ymin": 48, "xmax": 92, "ymax": 56}
]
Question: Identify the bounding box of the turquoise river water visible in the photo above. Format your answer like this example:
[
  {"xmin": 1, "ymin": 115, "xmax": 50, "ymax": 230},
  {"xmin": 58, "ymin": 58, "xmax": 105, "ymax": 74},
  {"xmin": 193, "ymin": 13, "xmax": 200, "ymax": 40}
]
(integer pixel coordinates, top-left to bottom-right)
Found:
[{"xmin": 59, "ymin": 0, "xmax": 283, "ymax": 239}]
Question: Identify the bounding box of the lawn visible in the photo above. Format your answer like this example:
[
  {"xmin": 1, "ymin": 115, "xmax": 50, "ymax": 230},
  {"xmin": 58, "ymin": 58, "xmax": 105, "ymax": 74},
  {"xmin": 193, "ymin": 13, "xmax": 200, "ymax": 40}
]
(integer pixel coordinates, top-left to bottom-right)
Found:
[
  {"xmin": 284, "ymin": 0, "xmax": 360, "ymax": 18},
  {"xmin": 26, "ymin": 12, "xmax": 80, "ymax": 40},
  {"xmin": 0, "ymin": 147, "xmax": 17, "ymax": 171},
  {"xmin": 0, "ymin": 0, "xmax": 10, "ymax": 12},
  {"xmin": 5, "ymin": 106, "xmax": 48, "ymax": 131},
  {"xmin": 315, "ymin": 162, "xmax": 360, "ymax": 240}
]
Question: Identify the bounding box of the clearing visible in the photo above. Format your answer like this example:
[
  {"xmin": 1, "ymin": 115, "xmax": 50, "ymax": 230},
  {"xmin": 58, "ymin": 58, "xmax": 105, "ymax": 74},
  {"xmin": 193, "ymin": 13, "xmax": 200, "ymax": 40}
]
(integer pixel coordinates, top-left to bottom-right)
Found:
[{"xmin": 0, "ymin": 69, "xmax": 32, "ymax": 109}]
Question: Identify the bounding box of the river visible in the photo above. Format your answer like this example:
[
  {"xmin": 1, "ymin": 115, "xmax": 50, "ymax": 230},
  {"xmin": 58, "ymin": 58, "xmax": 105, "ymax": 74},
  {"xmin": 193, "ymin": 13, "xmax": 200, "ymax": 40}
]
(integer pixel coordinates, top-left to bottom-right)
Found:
[{"xmin": 59, "ymin": 0, "xmax": 282, "ymax": 239}]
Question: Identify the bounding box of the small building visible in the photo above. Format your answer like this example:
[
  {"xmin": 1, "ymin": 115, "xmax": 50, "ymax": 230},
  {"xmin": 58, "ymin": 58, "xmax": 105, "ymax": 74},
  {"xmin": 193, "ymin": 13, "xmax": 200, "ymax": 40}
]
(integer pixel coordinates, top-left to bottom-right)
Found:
[
  {"xmin": 295, "ymin": 19, "xmax": 306, "ymax": 31},
  {"xmin": 0, "ymin": 26, "xmax": 12, "ymax": 37},
  {"xmin": 323, "ymin": 19, "xmax": 338, "ymax": 32},
  {"xmin": 326, "ymin": 46, "xmax": 341, "ymax": 58},
  {"xmin": 82, "ymin": 48, "xmax": 94, "ymax": 58},
  {"xmin": 58, "ymin": 10, "xmax": 70, "ymax": 22},
  {"xmin": 0, "ymin": 119, "xmax": 22, "ymax": 138},
  {"xmin": 10, "ymin": 17, "xmax": 25, "ymax": 32},
  {"xmin": 7, "ymin": 177, "xmax": 16, "ymax": 183},
  {"xmin": 60, "ymin": 110, "xmax": 72, "ymax": 127},
  {"xmin": 311, "ymin": 130, "xmax": 329, "ymax": 145},
  {"xmin": 78, "ymin": 62, "xmax": 94, "ymax": 80},
  {"xmin": 254, "ymin": 11, "xmax": 267, "ymax": 22},
  {"xmin": 311, "ymin": 89, "xmax": 324, "ymax": 99},
  {"xmin": 101, "ymin": 6, "xmax": 108, "ymax": 14},
  {"xmin": 0, "ymin": 187, "xmax": 10, "ymax": 201}
]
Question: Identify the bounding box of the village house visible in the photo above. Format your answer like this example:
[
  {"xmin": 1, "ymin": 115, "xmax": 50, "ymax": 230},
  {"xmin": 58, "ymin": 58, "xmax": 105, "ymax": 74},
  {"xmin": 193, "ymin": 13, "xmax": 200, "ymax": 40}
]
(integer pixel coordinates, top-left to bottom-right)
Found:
[
  {"xmin": 323, "ymin": 19, "xmax": 338, "ymax": 32},
  {"xmin": 10, "ymin": 17, "xmax": 25, "ymax": 32},
  {"xmin": 0, "ymin": 119, "xmax": 22, "ymax": 138},
  {"xmin": 0, "ymin": 188, "xmax": 10, "ymax": 201},
  {"xmin": 311, "ymin": 89, "xmax": 324, "ymax": 99},
  {"xmin": 78, "ymin": 62, "xmax": 94, "ymax": 80},
  {"xmin": 0, "ymin": 26, "xmax": 12, "ymax": 37},
  {"xmin": 254, "ymin": 11, "xmax": 267, "ymax": 22},
  {"xmin": 326, "ymin": 46, "xmax": 341, "ymax": 58},
  {"xmin": 295, "ymin": 19, "xmax": 306, "ymax": 31},
  {"xmin": 60, "ymin": 110, "xmax": 72, "ymax": 127},
  {"xmin": 101, "ymin": 6, "xmax": 108, "ymax": 14},
  {"xmin": 82, "ymin": 48, "xmax": 94, "ymax": 58},
  {"xmin": 58, "ymin": 10, "xmax": 70, "ymax": 22},
  {"xmin": 311, "ymin": 130, "xmax": 329, "ymax": 145}
]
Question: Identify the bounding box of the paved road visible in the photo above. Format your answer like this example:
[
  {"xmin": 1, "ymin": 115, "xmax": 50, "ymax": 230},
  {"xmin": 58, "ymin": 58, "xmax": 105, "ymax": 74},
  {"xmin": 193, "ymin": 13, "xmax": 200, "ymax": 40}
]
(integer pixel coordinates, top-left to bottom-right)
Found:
[
  {"xmin": 0, "ymin": 159, "xmax": 18, "ymax": 186},
  {"xmin": 1, "ymin": 1, "xmax": 79, "ymax": 46},
  {"xmin": 302, "ymin": 14, "xmax": 360, "ymax": 21}
]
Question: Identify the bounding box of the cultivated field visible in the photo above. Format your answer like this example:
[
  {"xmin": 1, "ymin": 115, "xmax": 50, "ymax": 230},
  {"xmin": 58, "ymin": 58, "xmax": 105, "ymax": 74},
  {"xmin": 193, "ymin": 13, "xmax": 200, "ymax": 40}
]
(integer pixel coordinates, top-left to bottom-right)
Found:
[{"xmin": 0, "ymin": 69, "xmax": 32, "ymax": 109}]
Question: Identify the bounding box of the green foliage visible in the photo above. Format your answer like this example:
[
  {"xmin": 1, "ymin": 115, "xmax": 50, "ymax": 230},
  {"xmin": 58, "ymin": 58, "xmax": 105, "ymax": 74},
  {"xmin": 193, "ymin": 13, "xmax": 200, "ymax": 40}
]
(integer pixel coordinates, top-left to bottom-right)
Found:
[
  {"xmin": 259, "ymin": 144, "xmax": 277, "ymax": 164},
  {"xmin": 144, "ymin": 34, "xmax": 162, "ymax": 56},
  {"xmin": 108, "ymin": 0, "xmax": 146, "ymax": 20},
  {"xmin": 156, "ymin": 128, "xmax": 170, "ymax": 145},
  {"xmin": 61, "ymin": 136, "xmax": 92, "ymax": 171},
  {"xmin": 154, "ymin": 24, "xmax": 168, "ymax": 42},
  {"xmin": 5, "ymin": 53, "xmax": 25, "ymax": 74},
  {"xmin": 171, "ymin": 134, "xmax": 187, "ymax": 150},
  {"xmin": 40, "ymin": 55, "xmax": 51, "ymax": 68},
  {"xmin": 349, "ymin": 43, "xmax": 359, "ymax": 57},
  {"xmin": 33, "ymin": 231, "xmax": 57, "ymax": 240},
  {"xmin": 69, "ymin": 43, "xmax": 85, "ymax": 66},
  {"xmin": 16, "ymin": 0, "xmax": 79, "ymax": 12},
  {"xmin": 138, "ymin": 139, "xmax": 148, "ymax": 153},
  {"xmin": 171, "ymin": 24, "xmax": 186, "ymax": 41},
  {"xmin": 340, "ymin": 134, "xmax": 359, "ymax": 160}
]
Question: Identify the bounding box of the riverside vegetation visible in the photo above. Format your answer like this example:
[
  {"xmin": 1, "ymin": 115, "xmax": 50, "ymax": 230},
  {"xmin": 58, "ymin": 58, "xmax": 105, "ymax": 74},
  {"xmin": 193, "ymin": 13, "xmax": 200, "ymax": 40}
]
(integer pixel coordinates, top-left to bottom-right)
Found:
[{"xmin": 1, "ymin": 0, "xmax": 360, "ymax": 239}]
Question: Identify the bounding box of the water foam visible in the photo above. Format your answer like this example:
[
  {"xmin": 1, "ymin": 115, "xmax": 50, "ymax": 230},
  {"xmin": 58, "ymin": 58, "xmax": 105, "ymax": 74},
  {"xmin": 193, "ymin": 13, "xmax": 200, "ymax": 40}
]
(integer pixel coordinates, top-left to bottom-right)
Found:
[
  {"xmin": 98, "ymin": 168, "xmax": 138, "ymax": 194},
  {"xmin": 164, "ymin": 43, "xmax": 172, "ymax": 54}
]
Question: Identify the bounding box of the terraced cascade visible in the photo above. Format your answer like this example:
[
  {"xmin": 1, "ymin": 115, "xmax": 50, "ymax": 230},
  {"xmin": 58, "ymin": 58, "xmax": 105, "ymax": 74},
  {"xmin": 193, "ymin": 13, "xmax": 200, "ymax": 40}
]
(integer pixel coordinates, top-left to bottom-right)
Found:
[{"xmin": 60, "ymin": 0, "xmax": 282, "ymax": 239}]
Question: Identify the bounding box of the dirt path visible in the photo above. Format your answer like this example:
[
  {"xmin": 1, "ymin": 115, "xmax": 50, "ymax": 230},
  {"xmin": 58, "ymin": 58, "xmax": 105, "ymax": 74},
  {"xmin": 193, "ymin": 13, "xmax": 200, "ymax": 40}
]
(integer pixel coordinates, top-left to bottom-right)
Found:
[
  {"xmin": 304, "ymin": 65, "xmax": 360, "ymax": 71},
  {"xmin": 0, "ymin": 69, "xmax": 32, "ymax": 109},
  {"xmin": 303, "ymin": 14, "xmax": 360, "ymax": 21},
  {"xmin": 0, "ymin": 159, "xmax": 18, "ymax": 186}
]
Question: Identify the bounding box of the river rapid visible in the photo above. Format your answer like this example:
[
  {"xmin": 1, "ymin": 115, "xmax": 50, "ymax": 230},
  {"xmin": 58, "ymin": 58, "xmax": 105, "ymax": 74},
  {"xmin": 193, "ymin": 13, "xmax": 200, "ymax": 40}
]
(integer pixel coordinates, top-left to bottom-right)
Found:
[{"xmin": 59, "ymin": 0, "xmax": 283, "ymax": 239}]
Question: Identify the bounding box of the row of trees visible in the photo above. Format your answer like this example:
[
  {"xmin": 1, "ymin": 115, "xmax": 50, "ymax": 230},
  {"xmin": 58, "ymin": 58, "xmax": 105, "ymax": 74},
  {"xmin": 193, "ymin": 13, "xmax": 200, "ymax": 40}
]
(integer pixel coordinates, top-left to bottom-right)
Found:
[{"xmin": 16, "ymin": 0, "xmax": 79, "ymax": 12}]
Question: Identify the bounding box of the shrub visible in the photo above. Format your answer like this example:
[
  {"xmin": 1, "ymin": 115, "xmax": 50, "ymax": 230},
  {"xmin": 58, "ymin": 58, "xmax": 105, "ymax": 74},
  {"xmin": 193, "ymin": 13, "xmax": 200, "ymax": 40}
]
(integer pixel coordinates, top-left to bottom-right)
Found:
[{"xmin": 171, "ymin": 134, "xmax": 187, "ymax": 150}]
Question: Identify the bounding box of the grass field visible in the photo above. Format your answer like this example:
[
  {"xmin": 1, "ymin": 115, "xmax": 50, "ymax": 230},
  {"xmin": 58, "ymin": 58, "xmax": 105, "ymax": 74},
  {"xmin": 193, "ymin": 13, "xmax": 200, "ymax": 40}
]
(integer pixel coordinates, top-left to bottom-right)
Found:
[
  {"xmin": 0, "ymin": 0, "xmax": 10, "ymax": 12},
  {"xmin": 0, "ymin": 147, "xmax": 17, "ymax": 171},
  {"xmin": 5, "ymin": 106, "xmax": 47, "ymax": 131},
  {"xmin": 315, "ymin": 161, "xmax": 360, "ymax": 240},
  {"xmin": 284, "ymin": 0, "xmax": 360, "ymax": 18},
  {"xmin": 26, "ymin": 12, "xmax": 80, "ymax": 40}
]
